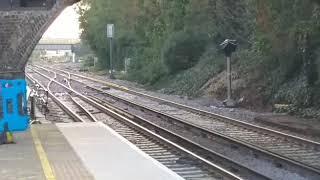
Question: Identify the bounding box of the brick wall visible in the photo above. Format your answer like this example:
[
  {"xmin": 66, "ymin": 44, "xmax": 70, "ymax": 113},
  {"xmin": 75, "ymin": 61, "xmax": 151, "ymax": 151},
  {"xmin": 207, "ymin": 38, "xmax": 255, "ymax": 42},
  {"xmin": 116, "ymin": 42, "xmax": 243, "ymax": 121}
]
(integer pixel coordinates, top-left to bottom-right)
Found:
[{"xmin": 0, "ymin": 0, "xmax": 80, "ymax": 79}]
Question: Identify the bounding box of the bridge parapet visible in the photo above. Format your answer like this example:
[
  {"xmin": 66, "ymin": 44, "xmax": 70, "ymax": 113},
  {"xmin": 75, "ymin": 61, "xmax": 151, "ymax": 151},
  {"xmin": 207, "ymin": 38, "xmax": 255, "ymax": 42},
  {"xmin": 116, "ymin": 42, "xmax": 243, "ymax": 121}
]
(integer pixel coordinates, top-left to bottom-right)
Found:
[
  {"xmin": 0, "ymin": 0, "xmax": 80, "ymax": 79},
  {"xmin": 0, "ymin": 0, "xmax": 55, "ymax": 10}
]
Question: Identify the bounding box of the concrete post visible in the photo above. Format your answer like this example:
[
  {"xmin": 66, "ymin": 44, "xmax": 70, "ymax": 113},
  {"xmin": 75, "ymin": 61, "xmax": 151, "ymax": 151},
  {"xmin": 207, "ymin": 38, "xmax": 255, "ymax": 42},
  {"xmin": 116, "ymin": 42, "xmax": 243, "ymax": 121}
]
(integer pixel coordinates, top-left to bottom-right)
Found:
[
  {"xmin": 72, "ymin": 52, "xmax": 75, "ymax": 63},
  {"xmin": 94, "ymin": 57, "xmax": 98, "ymax": 68}
]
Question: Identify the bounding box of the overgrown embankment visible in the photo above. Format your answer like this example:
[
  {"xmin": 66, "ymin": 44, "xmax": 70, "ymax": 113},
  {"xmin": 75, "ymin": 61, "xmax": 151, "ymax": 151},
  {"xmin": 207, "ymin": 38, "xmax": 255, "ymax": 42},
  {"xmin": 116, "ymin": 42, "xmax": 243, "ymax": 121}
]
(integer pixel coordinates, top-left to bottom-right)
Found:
[{"xmin": 78, "ymin": 0, "xmax": 320, "ymax": 117}]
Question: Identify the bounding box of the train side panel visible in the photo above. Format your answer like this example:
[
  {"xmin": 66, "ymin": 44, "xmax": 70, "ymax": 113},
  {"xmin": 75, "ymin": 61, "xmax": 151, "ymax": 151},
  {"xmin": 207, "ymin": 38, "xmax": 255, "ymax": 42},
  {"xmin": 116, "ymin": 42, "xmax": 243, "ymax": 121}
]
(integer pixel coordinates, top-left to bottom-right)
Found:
[{"xmin": 0, "ymin": 79, "xmax": 29, "ymax": 132}]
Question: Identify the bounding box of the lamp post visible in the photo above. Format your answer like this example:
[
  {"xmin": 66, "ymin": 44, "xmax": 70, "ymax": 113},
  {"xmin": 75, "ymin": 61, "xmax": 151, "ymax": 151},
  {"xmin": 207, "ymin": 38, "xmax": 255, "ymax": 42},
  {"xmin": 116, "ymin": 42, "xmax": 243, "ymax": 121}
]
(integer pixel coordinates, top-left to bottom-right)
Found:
[
  {"xmin": 107, "ymin": 24, "xmax": 115, "ymax": 79},
  {"xmin": 220, "ymin": 39, "xmax": 237, "ymax": 107}
]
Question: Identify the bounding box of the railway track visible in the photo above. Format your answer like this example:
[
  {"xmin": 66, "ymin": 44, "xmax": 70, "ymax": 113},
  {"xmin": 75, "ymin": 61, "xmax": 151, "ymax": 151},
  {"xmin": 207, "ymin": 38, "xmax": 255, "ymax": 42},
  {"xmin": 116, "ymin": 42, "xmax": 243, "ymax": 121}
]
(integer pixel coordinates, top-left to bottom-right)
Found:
[
  {"xmin": 26, "ymin": 73, "xmax": 75, "ymax": 123},
  {"xmin": 39, "ymin": 65, "xmax": 320, "ymax": 143},
  {"xmin": 27, "ymin": 72, "xmax": 96, "ymax": 123},
  {"xmin": 27, "ymin": 68, "xmax": 253, "ymax": 180},
  {"xmin": 30, "ymin": 65, "xmax": 320, "ymax": 180}
]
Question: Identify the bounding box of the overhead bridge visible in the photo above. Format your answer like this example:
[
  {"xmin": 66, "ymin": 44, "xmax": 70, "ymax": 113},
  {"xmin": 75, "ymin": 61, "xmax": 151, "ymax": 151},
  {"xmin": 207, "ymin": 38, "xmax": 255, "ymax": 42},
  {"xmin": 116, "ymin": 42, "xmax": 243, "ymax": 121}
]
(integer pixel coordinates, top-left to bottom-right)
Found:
[
  {"xmin": 0, "ymin": 0, "xmax": 79, "ymax": 79},
  {"xmin": 35, "ymin": 38, "xmax": 80, "ymax": 51}
]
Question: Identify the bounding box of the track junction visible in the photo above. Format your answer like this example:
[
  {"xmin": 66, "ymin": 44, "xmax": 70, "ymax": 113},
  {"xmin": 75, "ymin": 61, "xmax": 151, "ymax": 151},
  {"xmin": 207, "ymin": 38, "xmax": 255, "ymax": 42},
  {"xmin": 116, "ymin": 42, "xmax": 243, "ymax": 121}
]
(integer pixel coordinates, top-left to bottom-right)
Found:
[{"xmin": 25, "ymin": 64, "xmax": 320, "ymax": 180}]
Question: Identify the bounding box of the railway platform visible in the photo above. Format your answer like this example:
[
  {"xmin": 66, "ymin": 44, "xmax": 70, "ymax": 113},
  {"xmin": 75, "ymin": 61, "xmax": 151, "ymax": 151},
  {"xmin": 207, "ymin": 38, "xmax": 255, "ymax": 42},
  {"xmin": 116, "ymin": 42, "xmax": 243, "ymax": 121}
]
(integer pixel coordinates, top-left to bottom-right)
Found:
[{"xmin": 0, "ymin": 122, "xmax": 183, "ymax": 180}]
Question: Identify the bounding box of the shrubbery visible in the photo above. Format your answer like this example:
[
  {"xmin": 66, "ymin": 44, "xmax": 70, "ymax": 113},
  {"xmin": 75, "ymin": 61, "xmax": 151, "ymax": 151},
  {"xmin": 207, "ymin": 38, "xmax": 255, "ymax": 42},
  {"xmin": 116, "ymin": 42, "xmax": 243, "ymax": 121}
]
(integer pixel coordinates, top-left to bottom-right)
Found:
[
  {"xmin": 162, "ymin": 31, "xmax": 207, "ymax": 74},
  {"xmin": 81, "ymin": 55, "xmax": 95, "ymax": 67},
  {"xmin": 78, "ymin": 0, "xmax": 320, "ymax": 116}
]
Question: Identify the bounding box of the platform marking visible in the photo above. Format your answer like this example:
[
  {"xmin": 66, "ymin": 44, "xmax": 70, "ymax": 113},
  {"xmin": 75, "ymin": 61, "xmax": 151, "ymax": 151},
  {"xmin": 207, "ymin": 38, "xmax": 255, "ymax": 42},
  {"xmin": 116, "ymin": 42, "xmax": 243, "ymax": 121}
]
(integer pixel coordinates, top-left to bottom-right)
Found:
[{"xmin": 31, "ymin": 127, "xmax": 56, "ymax": 180}]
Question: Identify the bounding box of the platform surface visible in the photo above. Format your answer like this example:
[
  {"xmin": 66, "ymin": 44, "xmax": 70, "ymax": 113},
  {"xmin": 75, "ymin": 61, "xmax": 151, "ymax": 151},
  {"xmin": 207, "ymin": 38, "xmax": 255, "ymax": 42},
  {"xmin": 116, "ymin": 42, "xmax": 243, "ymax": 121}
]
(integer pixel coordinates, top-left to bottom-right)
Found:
[
  {"xmin": 57, "ymin": 122, "xmax": 184, "ymax": 180},
  {"xmin": 0, "ymin": 131, "xmax": 45, "ymax": 180},
  {"xmin": 0, "ymin": 122, "xmax": 183, "ymax": 180},
  {"xmin": 0, "ymin": 124, "xmax": 93, "ymax": 180}
]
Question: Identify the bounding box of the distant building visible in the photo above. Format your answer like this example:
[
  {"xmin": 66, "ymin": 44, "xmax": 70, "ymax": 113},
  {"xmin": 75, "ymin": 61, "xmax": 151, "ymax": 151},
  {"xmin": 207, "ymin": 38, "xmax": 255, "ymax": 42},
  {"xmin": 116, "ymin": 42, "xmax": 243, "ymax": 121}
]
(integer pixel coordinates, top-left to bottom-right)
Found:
[{"xmin": 34, "ymin": 38, "xmax": 80, "ymax": 61}]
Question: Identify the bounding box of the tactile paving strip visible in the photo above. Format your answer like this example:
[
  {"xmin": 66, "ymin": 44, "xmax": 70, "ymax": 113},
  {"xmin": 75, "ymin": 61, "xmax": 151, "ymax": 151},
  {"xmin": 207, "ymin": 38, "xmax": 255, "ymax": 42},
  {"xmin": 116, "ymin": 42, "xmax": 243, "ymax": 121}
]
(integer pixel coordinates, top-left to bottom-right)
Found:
[
  {"xmin": 0, "ymin": 132, "xmax": 45, "ymax": 180},
  {"xmin": 33, "ymin": 124, "xmax": 94, "ymax": 180}
]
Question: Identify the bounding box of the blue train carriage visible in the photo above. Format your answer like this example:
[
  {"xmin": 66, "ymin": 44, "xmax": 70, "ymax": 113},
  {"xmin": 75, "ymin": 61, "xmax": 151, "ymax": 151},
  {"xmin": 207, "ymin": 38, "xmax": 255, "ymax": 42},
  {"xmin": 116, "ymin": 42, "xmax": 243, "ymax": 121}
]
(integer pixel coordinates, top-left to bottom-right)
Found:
[{"xmin": 0, "ymin": 79, "xmax": 29, "ymax": 133}]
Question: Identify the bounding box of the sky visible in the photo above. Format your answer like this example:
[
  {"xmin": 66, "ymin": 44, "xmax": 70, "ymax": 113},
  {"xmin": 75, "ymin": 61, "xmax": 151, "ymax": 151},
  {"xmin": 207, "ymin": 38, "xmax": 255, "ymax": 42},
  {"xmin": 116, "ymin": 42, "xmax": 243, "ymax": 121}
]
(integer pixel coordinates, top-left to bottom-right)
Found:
[{"xmin": 42, "ymin": 5, "xmax": 80, "ymax": 39}]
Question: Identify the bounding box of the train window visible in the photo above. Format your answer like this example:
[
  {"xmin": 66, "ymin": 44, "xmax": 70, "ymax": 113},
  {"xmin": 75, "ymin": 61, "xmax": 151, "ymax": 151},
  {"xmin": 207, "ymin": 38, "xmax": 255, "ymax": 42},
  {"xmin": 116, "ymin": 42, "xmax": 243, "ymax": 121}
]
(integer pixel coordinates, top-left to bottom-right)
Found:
[
  {"xmin": 18, "ymin": 94, "xmax": 26, "ymax": 116},
  {"xmin": 4, "ymin": 83, "xmax": 13, "ymax": 88},
  {"xmin": 7, "ymin": 99, "xmax": 13, "ymax": 114},
  {"xmin": 0, "ymin": 97, "xmax": 3, "ymax": 119}
]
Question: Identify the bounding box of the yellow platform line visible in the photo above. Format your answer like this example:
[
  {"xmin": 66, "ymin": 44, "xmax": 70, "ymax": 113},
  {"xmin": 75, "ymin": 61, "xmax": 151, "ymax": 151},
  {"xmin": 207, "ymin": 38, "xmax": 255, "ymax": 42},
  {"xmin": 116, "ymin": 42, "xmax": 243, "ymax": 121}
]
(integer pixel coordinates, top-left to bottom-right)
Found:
[{"xmin": 31, "ymin": 127, "xmax": 56, "ymax": 180}]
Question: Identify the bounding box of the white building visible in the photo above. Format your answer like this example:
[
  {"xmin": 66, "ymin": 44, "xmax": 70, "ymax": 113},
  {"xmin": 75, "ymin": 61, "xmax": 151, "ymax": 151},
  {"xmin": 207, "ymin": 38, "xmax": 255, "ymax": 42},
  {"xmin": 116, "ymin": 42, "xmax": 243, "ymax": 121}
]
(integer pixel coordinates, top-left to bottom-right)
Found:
[{"xmin": 34, "ymin": 38, "xmax": 80, "ymax": 61}]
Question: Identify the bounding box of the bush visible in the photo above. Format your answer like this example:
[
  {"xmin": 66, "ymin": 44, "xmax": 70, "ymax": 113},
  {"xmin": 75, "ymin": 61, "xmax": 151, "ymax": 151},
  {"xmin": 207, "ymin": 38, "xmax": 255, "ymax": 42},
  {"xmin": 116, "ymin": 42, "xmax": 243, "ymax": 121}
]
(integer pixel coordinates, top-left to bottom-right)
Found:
[
  {"xmin": 162, "ymin": 31, "xmax": 207, "ymax": 74},
  {"xmin": 126, "ymin": 47, "xmax": 168, "ymax": 85},
  {"xmin": 156, "ymin": 46, "xmax": 225, "ymax": 96},
  {"xmin": 81, "ymin": 55, "xmax": 95, "ymax": 67}
]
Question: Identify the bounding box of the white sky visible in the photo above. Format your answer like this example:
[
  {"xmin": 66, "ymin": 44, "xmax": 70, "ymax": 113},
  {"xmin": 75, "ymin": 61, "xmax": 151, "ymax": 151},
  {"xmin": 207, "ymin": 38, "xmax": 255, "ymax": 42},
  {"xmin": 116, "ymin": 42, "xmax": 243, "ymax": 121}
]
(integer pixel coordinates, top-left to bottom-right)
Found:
[{"xmin": 42, "ymin": 5, "xmax": 80, "ymax": 39}]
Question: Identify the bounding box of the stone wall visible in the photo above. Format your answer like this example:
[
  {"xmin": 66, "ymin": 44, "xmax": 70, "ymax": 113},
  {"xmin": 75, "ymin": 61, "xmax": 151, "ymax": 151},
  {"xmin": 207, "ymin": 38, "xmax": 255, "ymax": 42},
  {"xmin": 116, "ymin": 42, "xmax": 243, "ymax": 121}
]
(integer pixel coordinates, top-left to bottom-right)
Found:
[{"xmin": 0, "ymin": 0, "xmax": 80, "ymax": 79}]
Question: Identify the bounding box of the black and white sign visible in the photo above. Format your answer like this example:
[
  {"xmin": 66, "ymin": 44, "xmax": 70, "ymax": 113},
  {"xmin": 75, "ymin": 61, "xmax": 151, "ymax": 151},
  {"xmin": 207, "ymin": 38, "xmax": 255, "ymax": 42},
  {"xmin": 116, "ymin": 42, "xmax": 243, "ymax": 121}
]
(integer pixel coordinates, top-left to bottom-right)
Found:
[{"xmin": 107, "ymin": 24, "xmax": 114, "ymax": 38}]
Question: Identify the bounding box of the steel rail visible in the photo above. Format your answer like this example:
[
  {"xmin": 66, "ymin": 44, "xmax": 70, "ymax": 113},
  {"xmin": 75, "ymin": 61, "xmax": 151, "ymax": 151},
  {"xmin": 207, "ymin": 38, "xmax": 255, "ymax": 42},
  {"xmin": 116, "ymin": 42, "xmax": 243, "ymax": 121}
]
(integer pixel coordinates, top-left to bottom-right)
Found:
[
  {"xmin": 30, "ymin": 65, "xmax": 320, "ymax": 178},
  {"xmin": 37, "ymin": 65, "xmax": 320, "ymax": 147},
  {"xmin": 32, "ymin": 69, "xmax": 97, "ymax": 123},
  {"xmin": 28, "ymin": 68, "xmax": 244, "ymax": 180},
  {"xmin": 69, "ymin": 95, "xmax": 98, "ymax": 122},
  {"xmin": 26, "ymin": 73, "xmax": 85, "ymax": 123},
  {"xmin": 85, "ymin": 82, "xmax": 320, "ymax": 178},
  {"xmin": 87, "ymin": 95, "xmax": 272, "ymax": 179}
]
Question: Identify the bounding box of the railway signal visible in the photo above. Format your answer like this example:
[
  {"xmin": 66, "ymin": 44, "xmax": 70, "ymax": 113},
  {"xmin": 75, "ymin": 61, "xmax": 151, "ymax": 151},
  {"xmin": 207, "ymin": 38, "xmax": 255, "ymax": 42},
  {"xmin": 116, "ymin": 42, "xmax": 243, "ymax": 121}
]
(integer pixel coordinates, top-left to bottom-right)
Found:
[{"xmin": 220, "ymin": 39, "xmax": 237, "ymax": 107}]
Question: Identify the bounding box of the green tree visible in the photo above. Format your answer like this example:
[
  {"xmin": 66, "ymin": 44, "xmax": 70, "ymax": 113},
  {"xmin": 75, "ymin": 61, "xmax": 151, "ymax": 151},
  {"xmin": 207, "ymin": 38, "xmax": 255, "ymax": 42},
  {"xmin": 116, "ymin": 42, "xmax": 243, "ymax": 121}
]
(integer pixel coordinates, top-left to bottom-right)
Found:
[{"xmin": 78, "ymin": 0, "xmax": 320, "ymax": 114}]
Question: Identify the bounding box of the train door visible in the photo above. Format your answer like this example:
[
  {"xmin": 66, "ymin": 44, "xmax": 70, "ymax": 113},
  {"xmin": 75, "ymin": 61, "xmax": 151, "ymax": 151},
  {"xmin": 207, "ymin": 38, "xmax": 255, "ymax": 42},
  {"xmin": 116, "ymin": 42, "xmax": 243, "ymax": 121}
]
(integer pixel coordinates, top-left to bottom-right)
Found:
[
  {"xmin": 4, "ymin": 96, "xmax": 15, "ymax": 131},
  {"xmin": 0, "ymin": 96, "xmax": 3, "ymax": 127}
]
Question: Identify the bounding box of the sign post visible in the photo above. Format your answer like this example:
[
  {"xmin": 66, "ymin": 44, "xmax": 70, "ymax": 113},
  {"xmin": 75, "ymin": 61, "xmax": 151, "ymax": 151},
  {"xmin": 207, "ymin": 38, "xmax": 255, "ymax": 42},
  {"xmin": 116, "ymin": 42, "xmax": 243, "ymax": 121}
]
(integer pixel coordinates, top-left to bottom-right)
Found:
[
  {"xmin": 107, "ymin": 24, "xmax": 115, "ymax": 79},
  {"xmin": 220, "ymin": 39, "xmax": 237, "ymax": 107}
]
